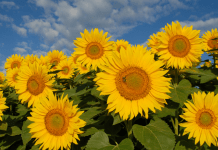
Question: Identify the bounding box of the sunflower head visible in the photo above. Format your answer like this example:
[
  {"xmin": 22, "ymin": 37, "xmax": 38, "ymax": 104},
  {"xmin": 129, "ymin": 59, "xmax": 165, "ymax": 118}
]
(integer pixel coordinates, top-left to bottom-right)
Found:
[
  {"xmin": 147, "ymin": 31, "xmax": 163, "ymax": 53},
  {"xmin": 0, "ymin": 91, "xmax": 8, "ymax": 121},
  {"xmin": 202, "ymin": 28, "xmax": 218, "ymax": 53},
  {"xmin": 180, "ymin": 91, "xmax": 218, "ymax": 147},
  {"xmin": 0, "ymin": 72, "xmax": 5, "ymax": 84},
  {"xmin": 94, "ymin": 45, "xmax": 171, "ymax": 120},
  {"xmin": 15, "ymin": 62, "xmax": 55, "ymax": 107},
  {"xmin": 156, "ymin": 21, "xmax": 203, "ymax": 69},
  {"xmin": 56, "ymin": 59, "xmax": 75, "ymax": 79},
  {"xmin": 47, "ymin": 50, "xmax": 67, "ymax": 70},
  {"xmin": 27, "ymin": 92, "xmax": 86, "ymax": 150},
  {"xmin": 6, "ymin": 67, "xmax": 20, "ymax": 87},
  {"xmin": 112, "ymin": 39, "xmax": 131, "ymax": 53},
  {"xmin": 5, "ymin": 54, "xmax": 24, "ymax": 71},
  {"xmin": 23, "ymin": 54, "xmax": 39, "ymax": 66},
  {"xmin": 73, "ymin": 28, "xmax": 114, "ymax": 71}
]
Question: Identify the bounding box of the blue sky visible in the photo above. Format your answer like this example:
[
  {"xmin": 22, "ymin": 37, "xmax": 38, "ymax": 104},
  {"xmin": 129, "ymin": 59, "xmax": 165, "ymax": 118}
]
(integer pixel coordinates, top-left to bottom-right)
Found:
[{"xmin": 0, "ymin": 0, "xmax": 217, "ymax": 74}]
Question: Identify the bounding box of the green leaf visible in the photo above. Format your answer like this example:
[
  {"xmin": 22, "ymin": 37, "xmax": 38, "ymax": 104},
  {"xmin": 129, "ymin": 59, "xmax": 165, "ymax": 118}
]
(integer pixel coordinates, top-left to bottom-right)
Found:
[
  {"xmin": 156, "ymin": 107, "xmax": 176, "ymax": 118},
  {"xmin": 9, "ymin": 126, "xmax": 22, "ymax": 136},
  {"xmin": 168, "ymin": 79, "xmax": 199, "ymax": 106},
  {"xmin": 80, "ymin": 107, "xmax": 103, "ymax": 124},
  {"xmin": 174, "ymin": 141, "xmax": 186, "ymax": 150},
  {"xmin": 86, "ymin": 131, "xmax": 112, "ymax": 150},
  {"xmin": 113, "ymin": 138, "xmax": 134, "ymax": 150},
  {"xmin": 62, "ymin": 87, "xmax": 91, "ymax": 98},
  {"xmin": 91, "ymin": 86, "xmax": 105, "ymax": 100},
  {"xmin": 21, "ymin": 119, "xmax": 32, "ymax": 146},
  {"xmin": 17, "ymin": 145, "xmax": 26, "ymax": 150},
  {"xmin": 0, "ymin": 135, "xmax": 21, "ymax": 150},
  {"xmin": 30, "ymin": 144, "xmax": 40, "ymax": 150},
  {"xmin": 0, "ymin": 122, "xmax": 8, "ymax": 131},
  {"xmin": 80, "ymin": 127, "xmax": 99, "ymax": 137},
  {"xmin": 133, "ymin": 117, "xmax": 175, "ymax": 150},
  {"xmin": 111, "ymin": 111, "xmax": 123, "ymax": 125},
  {"xmin": 16, "ymin": 104, "xmax": 29, "ymax": 116}
]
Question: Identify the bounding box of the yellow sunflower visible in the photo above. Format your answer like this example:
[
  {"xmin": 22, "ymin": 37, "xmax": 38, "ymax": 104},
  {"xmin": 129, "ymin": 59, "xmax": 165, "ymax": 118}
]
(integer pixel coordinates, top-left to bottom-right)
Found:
[
  {"xmin": 180, "ymin": 91, "xmax": 218, "ymax": 147},
  {"xmin": 23, "ymin": 54, "xmax": 39, "ymax": 66},
  {"xmin": 47, "ymin": 50, "xmax": 67, "ymax": 71},
  {"xmin": 27, "ymin": 92, "xmax": 86, "ymax": 150},
  {"xmin": 6, "ymin": 67, "xmax": 20, "ymax": 87},
  {"xmin": 156, "ymin": 21, "xmax": 203, "ymax": 69},
  {"xmin": 15, "ymin": 62, "xmax": 55, "ymax": 107},
  {"xmin": 0, "ymin": 91, "xmax": 8, "ymax": 121},
  {"xmin": 94, "ymin": 46, "xmax": 171, "ymax": 120},
  {"xmin": 5, "ymin": 54, "xmax": 24, "ymax": 71},
  {"xmin": 200, "ymin": 61, "xmax": 212, "ymax": 68},
  {"xmin": 202, "ymin": 28, "xmax": 218, "ymax": 53},
  {"xmin": 73, "ymin": 28, "xmax": 114, "ymax": 71},
  {"xmin": 113, "ymin": 39, "xmax": 131, "ymax": 53},
  {"xmin": 68, "ymin": 53, "xmax": 81, "ymax": 66},
  {"xmin": 147, "ymin": 31, "xmax": 163, "ymax": 53},
  {"xmin": 56, "ymin": 59, "xmax": 75, "ymax": 79},
  {"xmin": 37, "ymin": 55, "xmax": 50, "ymax": 67},
  {"xmin": 0, "ymin": 72, "xmax": 5, "ymax": 84}
]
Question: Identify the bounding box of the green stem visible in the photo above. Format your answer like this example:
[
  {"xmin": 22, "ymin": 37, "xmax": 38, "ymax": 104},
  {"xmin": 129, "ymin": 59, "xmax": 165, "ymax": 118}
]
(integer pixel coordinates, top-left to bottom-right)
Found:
[
  {"xmin": 125, "ymin": 120, "xmax": 133, "ymax": 140},
  {"xmin": 174, "ymin": 69, "xmax": 179, "ymax": 135},
  {"xmin": 213, "ymin": 53, "xmax": 216, "ymax": 68}
]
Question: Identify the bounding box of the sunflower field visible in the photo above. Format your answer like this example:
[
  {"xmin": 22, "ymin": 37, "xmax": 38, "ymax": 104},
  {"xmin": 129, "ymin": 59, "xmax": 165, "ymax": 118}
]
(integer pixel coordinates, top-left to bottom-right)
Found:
[{"xmin": 1, "ymin": 21, "xmax": 218, "ymax": 150}]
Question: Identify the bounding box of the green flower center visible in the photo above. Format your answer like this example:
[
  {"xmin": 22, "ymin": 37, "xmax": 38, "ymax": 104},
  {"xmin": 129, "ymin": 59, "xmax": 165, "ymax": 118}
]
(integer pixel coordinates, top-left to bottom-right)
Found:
[
  {"xmin": 126, "ymin": 72, "xmax": 144, "ymax": 90},
  {"xmin": 45, "ymin": 109, "xmax": 69, "ymax": 136},
  {"xmin": 89, "ymin": 45, "xmax": 100, "ymax": 55},
  {"xmin": 168, "ymin": 35, "xmax": 191, "ymax": 57},
  {"xmin": 199, "ymin": 112, "xmax": 212, "ymax": 126}
]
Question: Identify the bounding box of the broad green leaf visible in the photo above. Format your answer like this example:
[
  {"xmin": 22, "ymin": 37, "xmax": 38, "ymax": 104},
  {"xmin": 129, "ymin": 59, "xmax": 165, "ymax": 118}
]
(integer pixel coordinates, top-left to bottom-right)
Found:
[
  {"xmin": 91, "ymin": 86, "xmax": 105, "ymax": 100},
  {"xmin": 9, "ymin": 126, "xmax": 22, "ymax": 136},
  {"xmin": 86, "ymin": 131, "xmax": 112, "ymax": 150},
  {"xmin": 21, "ymin": 119, "xmax": 32, "ymax": 146},
  {"xmin": 0, "ymin": 122, "xmax": 8, "ymax": 131},
  {"xmin": 113, "ymin": 138, "xmax": 134, "ymax": 150},
  {"xmin": 17, "ymin": 145, "xmax": 26, "ymax": 150},
  {"xmin": 111, "ymin": 111, "xmax": 123, "ymax": 125},
  {"xmin": 168, "ymin": 79, "xmax": 200, "ymax": 106},
  {"xmin": 30, "ymin": 144, "xmax": 40, "ymax": 150},
  {"xmin": 62, "ymin": 87, "xmax": 91, "ymax": 97},
  {"xmin": 80, "ymin": 107, "xmax": 103, "ymax": 124},
  {"xmin": 133, "ymin": 117, "xmax": 175, "ymax": 150},
  {"xmin": 174, "ymin": 141, "xmax": 186, "ymax": 150},
  {"xmin": 156, "ymin": 107, "xmax": 176, "ymax": 118},
  {"xmin": 16, "ymin": 104, "xmax": 29, "ymax": 116},
  {"xmin": 80, "ymin": 127, "xmax": 99, "ymax": 137}
]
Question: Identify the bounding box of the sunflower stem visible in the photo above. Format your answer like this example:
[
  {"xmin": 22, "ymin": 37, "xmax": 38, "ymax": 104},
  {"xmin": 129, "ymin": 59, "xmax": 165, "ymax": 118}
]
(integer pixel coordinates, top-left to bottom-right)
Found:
[
  {"xmin": 213, "ymin": 53, "xmax": 216, "ymax": 68},
  {"xmin": 174, "ymin": 69, "xmax": 179, "ymax": 135},
  {"xmin": 125, "ymin": 120, "xmax": 133, "ymax": 140}
]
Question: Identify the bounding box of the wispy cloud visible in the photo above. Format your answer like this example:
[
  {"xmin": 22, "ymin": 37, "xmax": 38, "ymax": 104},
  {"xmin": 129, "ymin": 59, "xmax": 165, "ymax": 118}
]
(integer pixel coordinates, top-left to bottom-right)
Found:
[
  {"xmin": 0, "ymin": 13, "xmax": 13, "ymax": 22},
  {"xmin": 13, "ymin": 47, "xmax": 27, "ymax": 54},
  {"xmin": 0, "ymin": 1, "xmax": 19, "ymax": 9},
  {"xmin": 12, "ymin": 24, "xmax": 27, "ymax": 36}
]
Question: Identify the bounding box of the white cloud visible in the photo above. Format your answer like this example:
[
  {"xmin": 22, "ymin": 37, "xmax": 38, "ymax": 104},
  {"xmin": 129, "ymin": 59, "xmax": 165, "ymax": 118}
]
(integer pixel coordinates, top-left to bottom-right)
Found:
[
  {"xmin": 13, "ymin": 47, "xmax": 27, "ymax": 54},
  {"xmin": 0, "ymin": 1, "xmax": 19, "ymax": 9},
  {"xmin": 12, "ymin": 24, "xmax": 27, "ymax": 36},
  {"xmin": 40, "ymin": 44, "xmax": 49, "ymax": 49},
  {"xmin": 18, "ymin": 42, "xmax": 31, "ymax": 50},
  {"xmin": 32, "ymin": 50, "xmax": 47, "ymax": 56},
  {"xmin": 0, "ymin": 13, "xmax": 13, "ymax": 22},
  {"xmin": 23, "ymin": 0, "xmax": 194, "ymax": 55}
]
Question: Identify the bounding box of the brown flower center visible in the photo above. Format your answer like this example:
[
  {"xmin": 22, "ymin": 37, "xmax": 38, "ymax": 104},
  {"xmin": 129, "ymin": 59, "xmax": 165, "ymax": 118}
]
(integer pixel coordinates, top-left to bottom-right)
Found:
[
  {"xmin": 168, "ymin": 35, "xmax": 191, "ymax": 57},
  {"xmin": 115, "ymin": 67, "xmax": 151, "ymax": 100},
  {"xmin": 27, "ymin": 75, "xmax": 45, "ymax": 95},
  {"xmin": 86, "ymin": 42, "xmax": 104, "ymax": 59},
  {"xmin": 196, "ymin": 109, "xmax": 216, "ymax": 129}
]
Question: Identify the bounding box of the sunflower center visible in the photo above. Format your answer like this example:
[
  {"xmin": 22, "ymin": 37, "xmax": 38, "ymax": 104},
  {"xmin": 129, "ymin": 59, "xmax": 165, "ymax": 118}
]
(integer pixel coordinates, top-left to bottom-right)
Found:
[
  {"xmin": 27, "ymin": 75, "xmax": 45, "ymax": 95},
  {"xmin": 208, "ymin": 38, "xmax": 218, "ymax": 49},
  {"xmin": 11, "ymin": 61, "xmax": 21, "ymax": 69},
  {"xmin": 196, "ymin": 109, "xmax": 216, "ymax": 129},
  {"xmin": 86, "ymin": 42, "xmax": 104, "ymax": 59},
  {"xmin": 117, "ymin": 46, "xmax": 124, "ymax": 52},
  {"xmin": 168, "ymin": 35, "xmax": 191, "ymax": 57},
  {"xmin": 62, "ymin": 66, "xmax": 69, "ymax": 75},
  {"xmin": 115, "ymin": 67, "xmax": 150, "ymax": 100},
  {"xmin": 45, "ymin": 109, "xmax": 69, "ymax": 136}
]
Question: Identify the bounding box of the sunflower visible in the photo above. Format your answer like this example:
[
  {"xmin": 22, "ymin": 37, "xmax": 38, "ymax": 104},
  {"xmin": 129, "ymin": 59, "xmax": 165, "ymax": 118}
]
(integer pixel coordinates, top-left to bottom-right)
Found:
[
  {"xmin": 23, "ymin": 54, "xmax": 39, "ymax": 66},
  {"xmin": 73, "ymin": 28, "xmax": 114, "ymax": 71},
  {"xmin": 94, "ymin": 46, "xmax": 171, "ymax": 120},
  {"xmin": 113, "ymin": 39, "xmax": 131, "ymax": 53},
  {"xmin": 6, "ymin": 67, "xmax": 20, "ymax": 87},
  {"xmin": 179, "ymin": 91, "xmax": 218, "ymax": 147},
  {"xmin": 5, "ymin": 54, "xmax": 24, "ymax": 71},
  {"xmin": 27, "ymin": 92, "xmax": 86, "ymax": 150},
  {"xmin": 156, "ymin": 21, "xmax": 203, "ymax": 69},
  {"xmin": 15, "ymin": 62, "xmax": 55, "ymax": 107},
  {"xmin": 0, "ymin": 72, "xmax": 5, "ymax": 84},
  {"xmin": 37, "ymin": 55, "xmax": 50, "ymax": 67},
  {"xmin": 56, "ymin": 59, "xmax": 75, "ymax": 79},
  {"xmin": 68, "ymin": 53, "xmax": 80, "ymax": 66},
  {"xmin": 147, "ymin": 31, "xmax": 163, "ymax": 53},
  {"xmin": 202, "ymin": 28, "xmax": 218, "ymax": 53},
  {"xmin": 47, "ymin": 50, "xmax": 67, "ymax": 71},
  {"xmin": 0, "ymin": 91, "xmax": 8, "ymax": 121},
  {"xmin": 200, "ymin": 61, "xmax": 212, "ymax": 68}
]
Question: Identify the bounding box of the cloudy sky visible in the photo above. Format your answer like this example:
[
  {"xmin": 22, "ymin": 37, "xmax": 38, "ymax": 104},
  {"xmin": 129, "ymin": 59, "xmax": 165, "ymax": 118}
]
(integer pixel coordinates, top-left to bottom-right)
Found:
[{"xmin": 0, "ymin": 0, "xmax": 217, "ymax": 74}]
